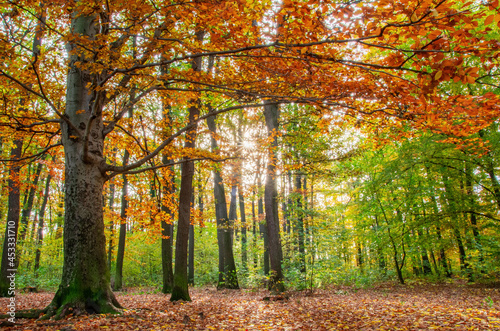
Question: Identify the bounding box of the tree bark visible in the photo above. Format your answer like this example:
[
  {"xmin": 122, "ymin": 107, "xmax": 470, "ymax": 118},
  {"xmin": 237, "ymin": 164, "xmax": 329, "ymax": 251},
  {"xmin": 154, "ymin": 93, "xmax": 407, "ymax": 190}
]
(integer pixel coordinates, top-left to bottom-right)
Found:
[
  {"xmin": 44, "ymin": 14, "xmax": 121, "ymax": 318},
  {"xmin": 171, "ymin": 30, "xmax": 205, "ymax": 300},
  {"xmin": 207, "ymin": 115, "xmax": 239, "ymax": 289},
  {"xmin": 295, "ymin": 172, "xmax": 306, "ymax": 273},
  {"xmin": 34, "ymin": 172, "xmax": 52, "ymax": 275},
  {"xmin": 19, "ymin": 161, "xmax": 43, "ymax": 243},
  {"xmin": 113, "ymin": 149, "xmax": 129, "ymax": 291},
  {"xmin": 0, "ymin": 140, "xmax": 22, "ymax": 297},
  {"xmin": 188, "ymin": 194, "xmax": 195, "ymax": 286},
  {"xmin": 239, "ymin": 187, "xmax": 248, "ymax": 271},
  {"xmin": 263, "ymin": 101, "xmax": 284, "ymax": 292},
  {"xmin": 160, "ymin": 165, "xmax": 175, "ymax": 294}
]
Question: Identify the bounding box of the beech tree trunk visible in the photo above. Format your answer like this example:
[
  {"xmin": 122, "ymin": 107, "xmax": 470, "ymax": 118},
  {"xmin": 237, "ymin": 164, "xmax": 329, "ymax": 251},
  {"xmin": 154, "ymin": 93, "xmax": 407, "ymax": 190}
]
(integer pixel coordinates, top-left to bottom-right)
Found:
[
  {"xmin": 44, "ymin": 14, "xmax": 121, "ymax": 318},
  {"xmin": 263, "ymin": 102, "xmax": 284, "ymax": 292},
  {"xmin": 34, "ymin": 173, "xmax": 52, "ymax": 275},
  {"xmin": 188, "ymin": 194, "xmax": 195, "ymax": 286},
  {"xmin": 160, "ymin": 164, "xmax": 175, "ymax": 293},
  {"xmin": 207, "ymin": 115, "xmax": 239, "ymax": 289},
  {"xmin": 295, "ymin": 172, "xmax": 306, "ymax": 273},
  {"xmin": 170, "ymin": 29, "xmax": 205, "ymax": 301},
  {"xmin": 113, "ymin": 150, "xmax": 129, "ymax": 291},
  {"xmin": 19, "ymin": 162, "xmax": 43, "ymax": 243}
]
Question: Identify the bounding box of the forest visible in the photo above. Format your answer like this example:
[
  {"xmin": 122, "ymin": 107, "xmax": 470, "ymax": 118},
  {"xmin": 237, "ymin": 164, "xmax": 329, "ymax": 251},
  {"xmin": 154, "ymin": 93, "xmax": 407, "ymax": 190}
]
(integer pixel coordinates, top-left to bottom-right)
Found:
[{"xmin": 0, "ymin": 0, "xmax": 500, "ymax": 329}]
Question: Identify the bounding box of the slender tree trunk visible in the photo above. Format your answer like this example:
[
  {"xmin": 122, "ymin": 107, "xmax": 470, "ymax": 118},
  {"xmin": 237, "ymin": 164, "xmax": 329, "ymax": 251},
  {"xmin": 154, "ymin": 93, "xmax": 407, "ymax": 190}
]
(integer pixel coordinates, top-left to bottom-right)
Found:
[
  {"xmin": 107, "ymin": 176, "xmax": 116, "ymax": 272},
  {"xmin": 416, "ymin": 229, "xmax": 432, "ymax": 275},
  {"xmin": 171, "ymin": 31, "xmax": 205, "ymax": 301},
  {"xmin": 160, "ymin": 63, "xmax": 175, "ymax": 294},
  {"xmin": 188, "ymin": 194, "xmax": 195, "ymax": 286},
  {"xmin": 229, "ymin": 185, "xmax": 237, "ymax": 239},
  {"xmin": 19, "ymin": 162, "xmax": 43, "ymax": 244},
  {"xmin": 171, "ymin": 113, "xmax": 198, "ymax": 301},
  {"xmin": 263, "ymin": 102, "xmax": 284, "ymax": 292},
  {"xmin": 239, "ymin": 186, "xmax": 247, "ymax": 271},
  {"xmin": 442, "ymin": 174, "xmax": 472, "ymax": 280},
  {"xmin": 161, "ymin": 165, "xmax": 175, "ymax": 294},
  {"xmin": 113, "ymin": 150, "xmax": 129, "ymax": 291},
  {"xmin": 465, "ymin": 162, "xmax": 483, "ymax": 269},
  {"xmin": 34, "ymin": 173, "xmax": 52, "ymax": 275},
  {"xmin": 0, "ymin": 140, "xmax": 22, "ymax": 297},
  {"xmin": 252, "ymin": 189, "xmax": 258, "ymax": 269},
  {"xmin": 294, "ymin": 172, "xmax": 306, "ymax": 273},
  {"xmin": 207, "ymin": 115, "xmax": 239, "ymax": 289},
  {"xmin": 257, "ymin": 159, "xmax": 269, "ymax": 276}
]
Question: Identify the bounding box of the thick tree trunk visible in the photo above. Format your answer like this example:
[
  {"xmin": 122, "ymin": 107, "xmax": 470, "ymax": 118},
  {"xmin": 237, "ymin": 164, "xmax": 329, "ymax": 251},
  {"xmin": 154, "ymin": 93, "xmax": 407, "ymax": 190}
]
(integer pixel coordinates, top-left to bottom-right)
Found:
[
  {"xmin": 0, "ymin": 140, "xmax": 22, "ymax": 297},
  {"xmin": 207, "ymin": 115, "xmax": 239, "ymax": 289},
  {"xmin": 44, "ymin": 14, "xmax": 121, "ymax": 318},
  {"xmin": 263, "ymin": 102, "xmax": 284, "ymax": 292}
]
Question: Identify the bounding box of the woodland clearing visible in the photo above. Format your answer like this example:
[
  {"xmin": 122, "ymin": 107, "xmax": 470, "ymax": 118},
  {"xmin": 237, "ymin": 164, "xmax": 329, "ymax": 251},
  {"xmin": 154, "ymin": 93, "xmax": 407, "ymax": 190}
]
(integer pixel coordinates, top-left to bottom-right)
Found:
[{"xmin": 0, "ymin": 283, "xmax": 499, "ymax": 330}]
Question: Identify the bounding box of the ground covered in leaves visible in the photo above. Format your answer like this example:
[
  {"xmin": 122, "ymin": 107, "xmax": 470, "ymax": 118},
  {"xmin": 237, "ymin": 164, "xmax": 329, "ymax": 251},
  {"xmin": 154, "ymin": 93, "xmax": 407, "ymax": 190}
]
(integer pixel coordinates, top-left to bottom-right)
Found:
[{"xmin": 1, "ymin": 282, "xmax": 500, "ymax": 330}]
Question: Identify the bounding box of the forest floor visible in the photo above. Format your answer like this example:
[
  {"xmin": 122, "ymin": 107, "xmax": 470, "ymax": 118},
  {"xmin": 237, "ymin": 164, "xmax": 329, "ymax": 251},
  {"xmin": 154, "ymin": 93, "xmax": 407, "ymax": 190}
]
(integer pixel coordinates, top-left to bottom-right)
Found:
[{"xmin": 0, "ymin": 282, "xmax": 500, "ymax": 330}]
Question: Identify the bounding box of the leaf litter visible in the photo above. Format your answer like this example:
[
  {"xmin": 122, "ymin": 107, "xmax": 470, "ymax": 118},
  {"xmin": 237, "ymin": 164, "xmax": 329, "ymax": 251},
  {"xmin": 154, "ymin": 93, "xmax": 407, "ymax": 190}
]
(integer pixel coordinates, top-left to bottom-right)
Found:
[{"xmin": 0, "ymin": 283, "xmax": 499, "ymax": 330}]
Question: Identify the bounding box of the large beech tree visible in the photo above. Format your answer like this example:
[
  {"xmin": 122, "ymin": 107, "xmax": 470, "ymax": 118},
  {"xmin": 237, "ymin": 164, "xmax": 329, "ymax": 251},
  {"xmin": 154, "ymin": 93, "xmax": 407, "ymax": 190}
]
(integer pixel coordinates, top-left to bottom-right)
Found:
[{"xmin": 0, "ymin": 0, "xmax": 498, "ymax": 318}]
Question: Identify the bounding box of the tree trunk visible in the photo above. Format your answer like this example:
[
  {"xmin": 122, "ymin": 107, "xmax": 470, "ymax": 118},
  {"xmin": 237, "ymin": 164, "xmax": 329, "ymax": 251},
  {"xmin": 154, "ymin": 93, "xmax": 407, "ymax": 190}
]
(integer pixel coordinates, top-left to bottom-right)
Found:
[
  {"xmin": 257, "ymin": 159, "xmax": 270, "ymax": 276},
  {"xmin": 107, "ymin": 151, "xmax": 117, "ymax": 271},
  {"xmin": 19, "ymin": 161, "xmax": 43, "ymax": 243},
  {"xmin": 34, "ymin": 173, "xmax": 52, "ymax": 275},
  {"xmin": 0, "ymin": 140, "xmax": 22, "ymax": 297},
  {"xmin": 188, "ymin": 194, "xmax": 195, "ymax": 286},
  {"xmin": 207, "ymin": 115, "xmax": 239, "ymax": 289},
  {"xmin": 161, "ymin": 165, "xmax": 175, "ymax": 294},
  {"xmin": 171, "ymin": 110, "xmax": 198, "ymax": 301},
  {"xmin": 239, "ymin": 187, "xmax": 248, "ymax": 271},
  {"xmin": 160, "ymin": 63, "xmax": 175, "ymax": 294},
  {"xmin": 113, "ymin": 152, "xmax": 129, "ymax": 291},
  {"xmin": 295, "ymin": 172, "xmax": 306, "ymax": 273},
  {"xmin": 44, "ymin": 14, "xmax": 121, "ymax": 318},
  {"xmin": 263, "ymin": 102, "xmax": 284, "ymax": 292}
]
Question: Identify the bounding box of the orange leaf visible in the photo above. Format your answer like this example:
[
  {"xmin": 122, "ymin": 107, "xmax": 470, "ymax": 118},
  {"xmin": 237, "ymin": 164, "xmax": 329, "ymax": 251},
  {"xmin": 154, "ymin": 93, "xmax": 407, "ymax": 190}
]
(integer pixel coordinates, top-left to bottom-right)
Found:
[{"xmin": 485, "ymin": 15, "xmax": 495, "ymax": 26}]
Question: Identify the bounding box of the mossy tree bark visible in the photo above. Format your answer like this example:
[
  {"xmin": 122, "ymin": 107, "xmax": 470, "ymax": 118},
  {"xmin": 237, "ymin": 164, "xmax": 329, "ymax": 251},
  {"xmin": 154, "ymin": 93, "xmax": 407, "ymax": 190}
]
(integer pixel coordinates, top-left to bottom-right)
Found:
[{"xmin": 44, "ymin": 13, "xmax": 121, "ymax": 319}]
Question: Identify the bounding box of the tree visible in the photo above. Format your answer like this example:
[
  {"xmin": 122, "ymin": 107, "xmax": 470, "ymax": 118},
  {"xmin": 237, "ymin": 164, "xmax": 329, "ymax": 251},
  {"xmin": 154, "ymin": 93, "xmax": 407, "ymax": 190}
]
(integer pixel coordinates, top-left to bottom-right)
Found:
[{"xmin": 1, "ymin": 0, "xmax": 498, "ymax": 317}]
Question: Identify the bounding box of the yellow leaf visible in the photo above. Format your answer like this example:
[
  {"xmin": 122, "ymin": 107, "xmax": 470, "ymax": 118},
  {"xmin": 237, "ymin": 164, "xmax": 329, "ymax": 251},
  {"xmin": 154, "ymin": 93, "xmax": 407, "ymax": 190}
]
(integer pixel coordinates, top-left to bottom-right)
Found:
[
  {"xmin": 411, "ymin": 13, "xmax": 418, "ymax": 22},
  {"xmin": 434, "ymin": 70, "xmax": 443, "ymax": 80}
]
